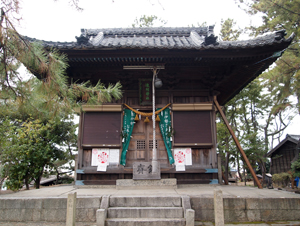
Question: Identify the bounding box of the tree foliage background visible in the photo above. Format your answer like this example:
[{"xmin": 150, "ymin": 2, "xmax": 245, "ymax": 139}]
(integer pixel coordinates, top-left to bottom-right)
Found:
[
  {"xmin": 215, "ymin": 0, "xmax": 300, "ymax": 182},
  {"xmin": 237, "ymin": 0, "xmax": 300, "ymax": 112},
  {"xmin": 233, "ymin": 0, "xmax": 300, "ymax": 178},
  {"xmin": 0, "ymin": 0, "xmax": 122, "ymax": 190},
  {"xmin": 217, "ymin": 14, "xmax": 297, "ymax": 183}
]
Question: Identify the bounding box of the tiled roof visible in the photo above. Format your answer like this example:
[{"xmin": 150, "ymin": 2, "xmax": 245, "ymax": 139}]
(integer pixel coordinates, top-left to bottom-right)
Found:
[
  {"xmin": 25, "ymin": 26, "xmax": 294, "ymax": 50},
  {"xmin": 288, "ymin": 134, "xmax": 300, "ymax": 142},
  {"xmin": 267, "ymin": 134, "xmax": 300, "ymax": 157}
]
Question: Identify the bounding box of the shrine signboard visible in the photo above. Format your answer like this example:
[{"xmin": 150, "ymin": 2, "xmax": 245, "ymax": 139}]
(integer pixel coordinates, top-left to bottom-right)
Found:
[
  {"xmin": 133, "ymin": 162, "xmax": 161, "ymax": 180},
  {"xmin": 139, "ymin": 79, "xmax": 152, "ymax": 105}
]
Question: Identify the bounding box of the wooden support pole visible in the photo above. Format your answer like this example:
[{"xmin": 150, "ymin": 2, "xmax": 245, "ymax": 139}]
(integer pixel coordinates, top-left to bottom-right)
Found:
[{"xmin": 213, "ymin": 96, "xmax": 262, "ymax": 189}]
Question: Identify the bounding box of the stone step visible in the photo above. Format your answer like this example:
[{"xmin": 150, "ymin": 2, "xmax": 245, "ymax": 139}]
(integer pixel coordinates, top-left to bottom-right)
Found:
[
  {"xmin": 109, "ymin": 196, "xmax": 182, "ymax": 207},
  {"xmin": 107, "ymin": 207, "xmax": 184, "ymax": 218},
  {"xmin": 105, "ymin": 218, "xmax": 186, "ymax": 226}
]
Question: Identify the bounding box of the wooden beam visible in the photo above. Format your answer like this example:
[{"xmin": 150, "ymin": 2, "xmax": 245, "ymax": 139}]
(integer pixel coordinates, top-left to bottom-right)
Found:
[{"xmin": 214, "ymin": 96, "xmax": 263, "ymax": 189}]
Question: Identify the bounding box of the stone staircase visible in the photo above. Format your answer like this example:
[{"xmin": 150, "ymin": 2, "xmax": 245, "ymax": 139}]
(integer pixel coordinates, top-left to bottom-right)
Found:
[{"xmin": 97, "ymin": 195, "xmax": 194, "ymax": 226}]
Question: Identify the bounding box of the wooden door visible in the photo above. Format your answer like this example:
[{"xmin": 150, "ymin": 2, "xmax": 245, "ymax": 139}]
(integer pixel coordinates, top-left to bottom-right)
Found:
[{"xmin": 126, "ymin": 115, "xmax": 170, "ymax": 167}]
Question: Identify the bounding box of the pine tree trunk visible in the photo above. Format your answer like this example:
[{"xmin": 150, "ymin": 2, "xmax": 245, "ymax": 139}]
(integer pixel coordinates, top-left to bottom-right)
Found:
[
  {"xmin": 56, "ymin": 168, "xmax": 59, "ymax": 185},
  {"xmin": 237, "ymin": 155, "xmax": 243, "ymax": 182},
  {"xmin": 259, "ymin": 161, "xmax": 266, "ymax": 188},
  {"xmin": 244, "ymin": 166, "xmax": 246, "ymax": 186},
  {"xmin": 36, "ymin": 178, "xmax": 40, "ymax": 189},
  {"xmin": 225, "ymin": 152, "xmax": 230, "ymax": 182},
  {"xmin": 35, "ymin": 172, "xmax": 43, "ymax": 189},
  {"xmin": 25, "ymin": 176, "xmax": 30, "ymax": 190}
]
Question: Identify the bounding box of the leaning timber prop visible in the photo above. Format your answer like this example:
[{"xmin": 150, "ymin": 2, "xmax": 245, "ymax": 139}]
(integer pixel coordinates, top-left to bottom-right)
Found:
[{"xmin": 214, "ymin": 96, "xmax": 263, "ymax": 189}]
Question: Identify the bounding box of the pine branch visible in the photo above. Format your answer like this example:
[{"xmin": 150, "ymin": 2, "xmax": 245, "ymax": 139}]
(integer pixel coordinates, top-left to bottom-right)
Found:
[{"xmin": 267, "ymin": 0, "xmax": 300, "ymax": 16}]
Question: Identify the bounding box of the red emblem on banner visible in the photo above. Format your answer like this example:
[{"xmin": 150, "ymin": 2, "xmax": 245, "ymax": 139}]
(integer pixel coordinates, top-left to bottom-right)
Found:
[
  {"xmin": 175, "ymin": 151, "xmax": 185, "ymax": 163},
  {"xmin": 98, "ymin": 152, "xmax": 109, "ymax": 164}
]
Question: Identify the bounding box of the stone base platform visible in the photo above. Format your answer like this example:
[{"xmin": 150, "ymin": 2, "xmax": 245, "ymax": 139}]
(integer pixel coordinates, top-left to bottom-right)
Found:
[{"xmin": 116, "ymin": 178, "xmax": 177, "ymax": 190}]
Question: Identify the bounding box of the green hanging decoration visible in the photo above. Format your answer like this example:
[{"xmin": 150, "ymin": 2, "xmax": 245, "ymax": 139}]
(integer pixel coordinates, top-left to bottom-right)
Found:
[
  {"xmin": 120, "ymin": 109, "xmax": 136, "ymax": 166},
  {"xmin": 158, "ymin": 107, "xmax": 175, "ymax": 165}
]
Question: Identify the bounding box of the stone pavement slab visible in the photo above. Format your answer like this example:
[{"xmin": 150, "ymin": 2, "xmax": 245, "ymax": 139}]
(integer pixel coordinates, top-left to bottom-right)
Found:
[
  {"xmin": 1, "ymin": 221, "xmax": 300, "ymax": 226},
  {"xmin": 1, "ymin": 184, "xmax": 300, "ymax": 199}
]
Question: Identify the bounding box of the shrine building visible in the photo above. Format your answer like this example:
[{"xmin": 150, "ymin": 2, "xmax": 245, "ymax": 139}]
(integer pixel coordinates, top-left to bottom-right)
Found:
[{"xmin": 31, "ymin": 26, "xmax": 294, "ymax": 185}]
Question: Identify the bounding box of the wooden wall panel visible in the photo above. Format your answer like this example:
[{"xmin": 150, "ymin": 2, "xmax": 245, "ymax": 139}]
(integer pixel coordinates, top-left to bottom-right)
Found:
[
  {"xmin": 174, "ymin": 96, "xmax": 210, "ymax": 103},
  {"xmin": 173, "ymin": 111, "xmax": 212, "ymax": 144},
  {"xmin": 127, "ymin": 97, "xmax": 139, "ymax": 106},
  {"xmin": 271, "ymin": 141, "xmax": 297, "ymax": 174},
  {"xmin": 83, "ymin": 150, "xmax": 92, "ymax": 167},
  {"xmin": 82, "ymin": 112, "xmax": 121, "ymax": 145}
]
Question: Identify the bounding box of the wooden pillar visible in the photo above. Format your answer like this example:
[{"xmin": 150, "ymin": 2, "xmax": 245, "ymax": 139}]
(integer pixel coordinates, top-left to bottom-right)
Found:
[{"xmin": 213, "ymin": 96, "xmax": 262, "ymax": 189}]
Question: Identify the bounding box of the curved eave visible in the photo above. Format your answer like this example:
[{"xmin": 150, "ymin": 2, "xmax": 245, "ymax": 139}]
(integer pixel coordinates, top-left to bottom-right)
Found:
[{"xmin": 25, "ymin": 32, "xmax": 295, "ymax": 52}]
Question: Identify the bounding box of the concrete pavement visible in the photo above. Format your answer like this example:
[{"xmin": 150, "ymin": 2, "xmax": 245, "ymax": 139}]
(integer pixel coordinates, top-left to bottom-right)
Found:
[
  {"xmin": 1, "ymin": 184, "xmax": 300, "ymax": 199},
  {"xmin": 1, "ymin": 184, "xmax": 300, "ymax": 226},
  {"xmin": 0, "ymin": 220, "xmax": 300, "ymax": 226}
]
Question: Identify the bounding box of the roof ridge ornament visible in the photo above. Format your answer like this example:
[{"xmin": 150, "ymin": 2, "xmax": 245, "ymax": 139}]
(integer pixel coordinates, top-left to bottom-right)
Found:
[
  {"xmin": 89, "ymin": 32, "xmax": 104, "ymax": 46},
  {"xmin": 204, "ymin": 34, "xmax": 219, "ymax": 46},
  {"xmin": 204, "ymin": 25, "xmax": 218, "ymax": 46},
  {"xmin": 76, "ymin": 29, "xmax": 89, "ymax": 45},
  {"xmin": 190, "ymin": 30, "xmax": 205, "ymax": 46},
  {"xmin": 190, "ymin": 27, "xmax": 219, "ymax": 46}
]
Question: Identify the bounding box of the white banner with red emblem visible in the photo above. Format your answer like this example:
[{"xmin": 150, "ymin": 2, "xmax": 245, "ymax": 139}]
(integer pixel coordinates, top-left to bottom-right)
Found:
[
  {"xmin": 92, "ymin": 149, "xmax": 109, "ymax": 171},
  {"xmin": 174, "ymin": 148, "xmax": 192, "ymax": 171},
  {"xmin": 92, "ymin": 149, "xmax": 120, "ymax": 171}
]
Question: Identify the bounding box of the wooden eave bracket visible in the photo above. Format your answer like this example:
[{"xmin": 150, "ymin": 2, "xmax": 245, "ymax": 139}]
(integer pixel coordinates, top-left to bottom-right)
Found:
[{"xmin": 213, "ymin": 96, "xmax": 262, "ymax": 189}]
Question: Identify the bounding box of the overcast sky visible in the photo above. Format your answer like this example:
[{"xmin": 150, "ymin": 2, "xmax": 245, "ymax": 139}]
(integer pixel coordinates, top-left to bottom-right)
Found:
[
  {"xmin": 16, "ymin": 0, "xmax": 299, "ymax": 143},
  {"xmin": 17, "ymin": 0, "xmax": 262, "ymax": 42}
]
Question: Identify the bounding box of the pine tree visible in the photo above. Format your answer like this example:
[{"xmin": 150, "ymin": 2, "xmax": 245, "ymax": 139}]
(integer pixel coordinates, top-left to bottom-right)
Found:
[
  {"xmin": 237, "ymin": 0, "xmax": 300, "ymax": 112},
  {"xmin": 132, "ymin": 15, "xmax": 167, "ymax": 28},
  {"xmin": 0, "ymin": 0, "xmax": 122, "ymax": 120},
  {"xmin": 0, "ymin": 0, "xmax": 122, "ymax": 190}
]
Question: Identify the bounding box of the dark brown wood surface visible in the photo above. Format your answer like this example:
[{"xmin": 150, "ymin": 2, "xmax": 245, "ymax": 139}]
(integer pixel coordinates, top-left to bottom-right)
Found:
[
  {"xmin": 271, "ymin": 141, "xmax": 296, "ymax": 174},
  {"xmin": 173, "ymin": 111, "xmax": 213, "ymax": 144},
  {"xmin": 82, "ymin": 112, "xmax": 122, "ymax": 145}
]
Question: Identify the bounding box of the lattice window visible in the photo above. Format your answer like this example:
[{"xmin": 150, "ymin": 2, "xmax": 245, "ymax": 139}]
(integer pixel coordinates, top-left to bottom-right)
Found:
[
  {"xmin": 137, "ymin": 140, "xmax": 146, "ymax": 150},
  {"xmin": 149, "ymin": 140, "xmax": 158, "ymax": 149}
]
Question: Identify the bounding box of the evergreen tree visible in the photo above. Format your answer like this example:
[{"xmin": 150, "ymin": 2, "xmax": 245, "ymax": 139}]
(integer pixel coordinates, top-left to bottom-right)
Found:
[
  {"xmin": 217, "ymin": 19, "xmax": 243, "ymax": 181},
  {"xmin": 132, "ymin": 15, "xmax": 167, "ymax": 28},
  {"xmin": 237, "ymin": 0, "xmax": 300, "ymax": 112},
  {"xmin": 0, "ymin": 0, "xmax": 122, "ymax": 120},
  {"xmin": 216, "ymin": 18, "xmax": 296, "ymax": 185},
  {"xmin": 0, "ymin": 117, "xmax": 77, "ymax": 190},
  {"xmin": 0, "ymin": 0, "xmax": 122, "ymax": 190}
]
